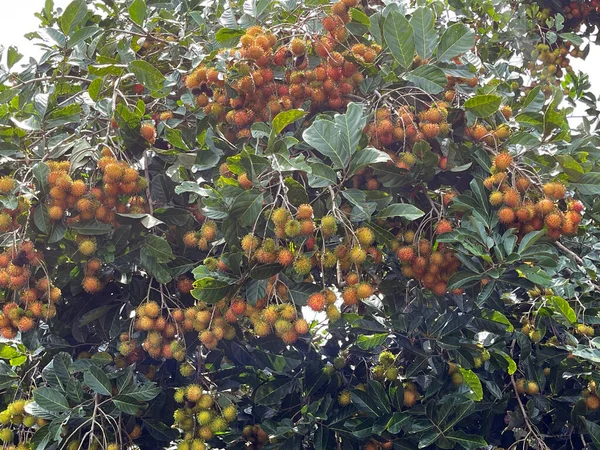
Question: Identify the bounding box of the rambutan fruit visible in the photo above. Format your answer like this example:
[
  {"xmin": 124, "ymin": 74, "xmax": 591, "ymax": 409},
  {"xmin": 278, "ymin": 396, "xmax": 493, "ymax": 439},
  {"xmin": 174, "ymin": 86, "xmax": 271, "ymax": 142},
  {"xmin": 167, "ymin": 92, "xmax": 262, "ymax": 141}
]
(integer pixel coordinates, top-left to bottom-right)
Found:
[
  {"xmin": 421, "ymin": 123, "xmax": 440, "ymax": 139},
  {"xmin": 82, "ymin": 276, "xmax": 102, "ymax": 293},
  {"xmin": 503, "ymin": 189, "xmax": 521, "ymax": 207},
  {"xmin": 498, "ymin": 207, "xmax": 515, "ymax": 224},
  {"xmin": 356, "ymin": 282, "xmax": 373, "ymax": 299},
  {"xmin": 78, "ymin": 239, "xmax": 96, "ymax": 256},
  {"xmin": 140, "ymin": 123, "xmax": 156, "ymax": 144},
  {"xmin": 435, "ymin": 219, "xmax": 453, "ymax": 235},
  {"xmin": 293, "ymin": 256, "xmax": 312, "ymax": 275},
  {"xmin": 545, "ymin": 213, "xmax": 563, "ymax": 229},
  {"xmin": 397, "ymin": 246, "xmax": 415, "ymax": 263},
  {"xmin": 289, "ymin": 38, "xmax": 307, "ymax": 56},
  {"xmin": 342, "ymin": 287, "xmax": 359, "ymax": 305},
  {"xmin": 307, "ymin": 293, "xmax": 326, "ymax": 311},
  {"xmin": 494, "ymin": 152, "xmax": 513, "ymax": 171},
  {"xmin": 537, "ymin": 198, "xmax": 555, "ymax": 216},
  {"xmin": 489, "ymin": 191, "xmax": 503, "ymax": 206}
]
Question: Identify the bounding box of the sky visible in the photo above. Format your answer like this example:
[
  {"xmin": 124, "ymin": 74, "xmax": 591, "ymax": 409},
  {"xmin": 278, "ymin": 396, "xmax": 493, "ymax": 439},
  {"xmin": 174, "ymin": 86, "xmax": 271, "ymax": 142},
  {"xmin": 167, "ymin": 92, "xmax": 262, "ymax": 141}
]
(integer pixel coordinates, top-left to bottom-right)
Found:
[{"xmin": 0, "ymin": 0, "xmax": 598, "ymax": 115}]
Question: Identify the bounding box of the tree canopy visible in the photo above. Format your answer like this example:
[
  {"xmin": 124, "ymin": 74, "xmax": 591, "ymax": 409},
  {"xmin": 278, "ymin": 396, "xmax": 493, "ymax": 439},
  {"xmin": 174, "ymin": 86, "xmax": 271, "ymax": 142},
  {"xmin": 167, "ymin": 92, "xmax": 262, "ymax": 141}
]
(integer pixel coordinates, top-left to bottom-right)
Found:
[{"xmin": 0, "ymin": 0, "xmax": 599, "ymax": 449}]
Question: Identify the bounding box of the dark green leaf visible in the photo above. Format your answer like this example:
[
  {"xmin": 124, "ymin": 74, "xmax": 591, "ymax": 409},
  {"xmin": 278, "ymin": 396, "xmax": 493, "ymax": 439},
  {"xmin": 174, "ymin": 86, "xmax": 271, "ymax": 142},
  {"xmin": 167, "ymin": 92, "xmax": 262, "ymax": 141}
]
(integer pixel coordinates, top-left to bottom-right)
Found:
[
  {"xmin": 83, "ymin": 366, "xmax": 111, "ymax": 396},
  {"xmin": 405, "ymin": 64, "xmax": 447, "ymax": 94},
  {"xmin": 464, "ymin": 95, "xmax": 502, "ymax": 118},
  {"xmin": 384, "ymin": 11, "xmax": 414, "ymax": 68},
  {"xmin": 33, "ymin": 387, "xmax": 70, "ymax": 413},
  {"xmin": 129, "ymin": 60, "xmax": 166, "ymax": 92},
  {"xmin": 411, "ymin": 8, "xmax": 437, "ymax": 59},
  {"xmin": 436, "ymin": 23, "xmax": 475, "ymax": 62}
]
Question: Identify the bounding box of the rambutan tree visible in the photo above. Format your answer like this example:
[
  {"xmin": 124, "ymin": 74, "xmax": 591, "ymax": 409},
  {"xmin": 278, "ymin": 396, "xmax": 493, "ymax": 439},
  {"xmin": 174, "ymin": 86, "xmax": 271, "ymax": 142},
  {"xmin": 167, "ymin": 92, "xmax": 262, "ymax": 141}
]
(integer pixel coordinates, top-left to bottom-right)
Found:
[{"xmin": 0, "ymin": 0, "xmax": 599, "ymax": 449}]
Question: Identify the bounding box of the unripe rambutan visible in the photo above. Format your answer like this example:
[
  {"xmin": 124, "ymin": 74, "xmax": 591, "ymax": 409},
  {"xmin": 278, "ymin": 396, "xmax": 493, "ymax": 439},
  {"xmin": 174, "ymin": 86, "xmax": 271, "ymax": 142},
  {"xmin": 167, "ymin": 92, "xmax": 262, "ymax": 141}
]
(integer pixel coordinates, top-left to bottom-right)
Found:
[
  {"xmin": 326, "ymin": 304, "xmax": 341, "ymax": 321},
  {"xmin": 48, "ymin": 205, "xmax": 63, "ymax": 221},
  {"xmin": 183, "ymin": 231, "xmax": 198, "ymax": 248},
  {"xmin": 501, "ymin": 105, "xmax": 512, "ymax": 119},
  {"xmin": 421, "ymin": 123, "xmax": 440, "ymax": 139},
  {"xmin": 356, "ymin": 227, "xmax": 375, "ymax": 247},
  {"xmin": 294, "ymin": 255, "xmax": 312, "ymax": 275},
  {"xmin": 271, "ymin": 207, "xmax": 290, "ymax": 226},
  {"xmin": 241, "ymin": 234, "xmax": 260, "ymax": 253},
  {"xmin": 349, "ymin": 246, "xmax": 367, "ymax": 264},
  {"xmin": 285, "ymin": 219, "xmax": 302, "ymax": 237},
  {"xmin": 78, "ymin": 239, "xmax": 96, "ymax": 256},
  {"xmin": 489, "ymin": 191, "xmax": 503, "ymax": 206},
  {"xmin": 356, "ymin": 283, "xmax": 373, "ymax": 299},
  {"xmin": 289, "ymin": 38, "xmax": 307, "ymax": 56}
]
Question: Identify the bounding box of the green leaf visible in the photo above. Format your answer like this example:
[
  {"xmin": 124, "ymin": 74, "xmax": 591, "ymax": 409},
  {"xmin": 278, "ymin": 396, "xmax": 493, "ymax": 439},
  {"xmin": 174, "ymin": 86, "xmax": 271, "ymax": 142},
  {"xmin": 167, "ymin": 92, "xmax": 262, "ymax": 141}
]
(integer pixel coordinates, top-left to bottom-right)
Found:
[
  {"xmin": 67, "ymin": 26, "xmax": 102, "ymax": 48},
  {"xmin": 70, "ymin": 220, "xmax": 112, "ymax": 235},
  {"xmin": 549, "ymin": 296, "xmax": 577, "ymax": 325},
  {"xmin": 7, "ymin": 46, "xmax": 23, "ymax": 70},
  {"xmin": 128, "ymin": 0, "xmax": 146, "ymax": 26},
  {"xmin": 436, "ymin": 23, "xmax": 475, "ymax": 62},
  {"xmin": 405, "ymin": 64, "xmax": 447, "ymax": 94},
  {"xmin": 375, "ymin": 203, "xmax": 424, "ymax": 220},
  {"xmin": 481, "ymin": 310, "xmax": 514, "ymax": 332},
  {"xmin": 464, "ymin": 95, "xmax": 502, "ymax": 118},
  {"xmin": 383, "ymin": 11, "xmax": 414, "ymax": 68},
  {"xmin": 284, "ymin": 177, "xmax": 309, "ymax": 206},
  {"xmin": 518, "ymin": 230, "xmax": 545, "ymax": 254},
  {"xmin": 334, "ymin": 102, "xmax": 366, "ymax": 159},
  {"xmin": 387, "ymin": 412, "xmax": 410, "ymax": 434},
  {"xmin": 112, "ymin": 395, "xmax": 144, "ymax": 415},
  {"xmin": 88, "ymin": 78, "xmax": 103, "ymax": 101},
  {"xmin": 493, "ymin": 351, "xmax": 517, "ymax": 375},
  {"xmin": 83, "ymin": 366, "xmax": 112, "ymax": 396},
  {"xmin": 287, "ymin": 282, "xmax": 321, "ymax": 306},
  {"xmin": 215, "ymin": 28, "xmax": 245, "ymax": 42},
  {"xmin": 129, "ymin": 60, "xmax": 166, "ymax": 92},
  {"xmin": 572, "ymin": 172, "xmax": 600, "ymax": 195},
  {"xmin": 521, "ymin": 86, "xmax": 544, "ymax": 113},
  {"xmin": 272, "ymin": 109, "xmax": 306, "ymax": 135},
  {"xmin": 410, "ymin": 8, "xmax": 437, "ymax": 60},
  {"xmin": 60, "ymin": 0, "xmax": 88, "ymax": 35},
  {"xmin": 33, "ymin": 206, "xmax": 51, "ymax": 234},
  {"xmin": 446, "ymin": 431, "xmax": 487, "ymax": 450},
  {"xmin": 191, "ymin": 278, "xmax": 231, "ymax": 303},
  {"xmin": 255, "ymin": 378, "xmax": 295, "ymax": 405},
  {"xmin": 583, "ymin": 418, "xmax": 600, "ymax": 449},
  {"xmin": 143, "ymin": 419, "xmax": 180, "ymax": 441},
  {"xmin": 357, "ymin": 333, "xmax": 388, "ymax": 350},
  {"xmin": 348, "ymin": 147, "xmax": 391, "ymax": 176},
  {"xmin": 230, "ymin": 190, "xmax": 264, "ymax": 227},
  {"xmin": 33, "ymin": 387, "xmax": 70, "ymax": 413},
  {"xmin": 165, "ymin": 127, "xmax": 190, "ymax": 150},
  {"xmin": 307, "ymin": 162, "xmax": 337, "ymax": 188},
  {"xmin": 458, "ymin": 368, "xmax": 483, "ymax": 401},
  {"xmin": 303, "ymin": 118, "xmax": 349, "ymax": 170},
  {"xmin": 143, "ymin": 235, "xmax": 174, "ymax": 263}
]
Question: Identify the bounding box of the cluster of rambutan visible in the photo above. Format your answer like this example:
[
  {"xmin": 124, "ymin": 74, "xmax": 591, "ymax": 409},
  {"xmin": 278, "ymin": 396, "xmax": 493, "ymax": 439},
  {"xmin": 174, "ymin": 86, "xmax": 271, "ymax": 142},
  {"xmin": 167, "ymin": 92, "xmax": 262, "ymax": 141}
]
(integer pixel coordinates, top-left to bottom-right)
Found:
[
  {"xmin": 0, "ymin": 243, "xmax": 59, "ymax": 338},
  {"xmin": 372, "ymin": 350, "xmax": 400, "ymax": 382},
  {"xmin": 244, "ymin": 297, "xmax": 310, "ymax": 344},
  {"xmin": 0, "ymin": 398, "xmax": 45, "ymax": 448},
  {"xmin": 45, "ymin": 151, "xmax": 147, "ymax": 227},
  {"xmin": 394, "ymin": 230, "xmax": 462, "ymax": 296},
  {"xmin": 184, "ymin": 8, "xmax": 370, "ymax": 141},
  {"xmin": 241, "ymin": 424, "xmax": 270, "ymax": 449},
  {"xmin": 81, "ymin": 257, "xmax": 103, "ymax": 294},
  {"xmin": 182, "ymin": 221, "xmax": 218, "ymax": 251},
  {"xmin": 119, "ymin": 301, "xmax": 187, "ymax": 361},
  {"xmin": 465, "ymin": 120, "xmax": 511, "ymax": 146},
  {"xmin": 484, "ymin": 152, "xmax": 583, "ymax": 239},
  {"xmin": 364, "ymin": 104, "xmax": 451, "ymax": 154},
  {"xmin": 582, "ymin": 381, "xmax": 600, "ymax": 411},
  {"xmin": 0, "ymin": 176, "xmax": 30, "ymax": 233},
  {"xmin": 173, "ymin": 386, "xmax": 237, "ymax": 449}
]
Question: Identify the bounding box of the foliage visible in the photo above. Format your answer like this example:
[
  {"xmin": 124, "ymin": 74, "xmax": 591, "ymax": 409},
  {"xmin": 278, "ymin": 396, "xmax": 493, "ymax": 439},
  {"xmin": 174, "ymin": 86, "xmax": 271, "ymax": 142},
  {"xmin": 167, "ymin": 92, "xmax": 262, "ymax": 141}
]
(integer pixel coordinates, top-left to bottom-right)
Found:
[{"xmin": 0, "ymin": 0, "xmax": 599, "ymax": 449}]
